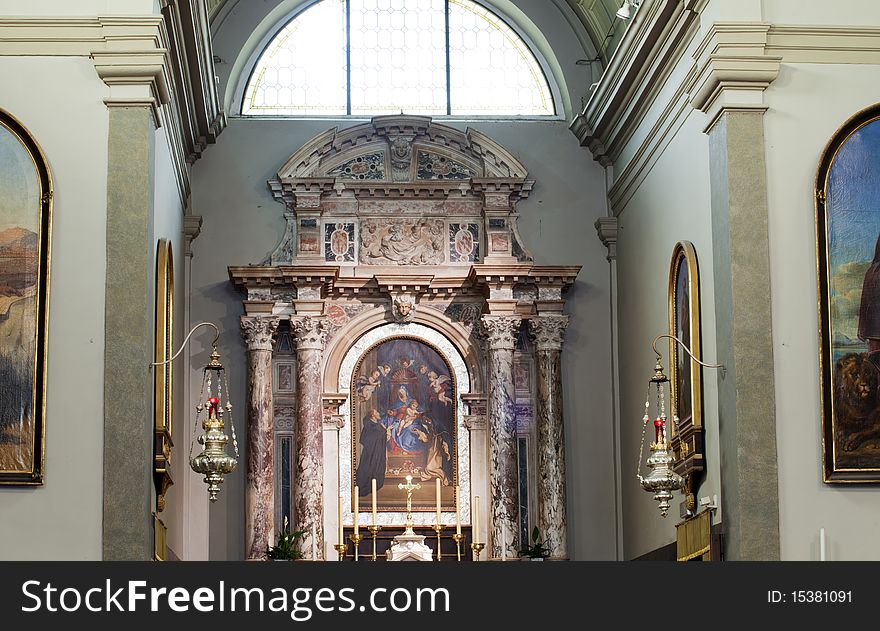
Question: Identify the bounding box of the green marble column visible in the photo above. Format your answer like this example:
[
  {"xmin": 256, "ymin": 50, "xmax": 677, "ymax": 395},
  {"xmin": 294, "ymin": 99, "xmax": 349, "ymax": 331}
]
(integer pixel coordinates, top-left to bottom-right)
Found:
[
  {"xmin": 708, "ymin": 110, "xmax": 780, "ymax": 560},
  {"xmin": 103, "ymin": 106, "xmax": 156, "ymax": 560}
]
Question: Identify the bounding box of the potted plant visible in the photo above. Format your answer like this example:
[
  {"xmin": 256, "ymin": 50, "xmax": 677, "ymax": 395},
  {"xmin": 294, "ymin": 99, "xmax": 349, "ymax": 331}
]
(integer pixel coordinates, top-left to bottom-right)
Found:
[
  {"xmin": 519, "ymin": 526, "xmax": 549, "ymax": 561},
  {"xmin": 266, "ymin": 517, "xmax": 305, "ymax": 561}
]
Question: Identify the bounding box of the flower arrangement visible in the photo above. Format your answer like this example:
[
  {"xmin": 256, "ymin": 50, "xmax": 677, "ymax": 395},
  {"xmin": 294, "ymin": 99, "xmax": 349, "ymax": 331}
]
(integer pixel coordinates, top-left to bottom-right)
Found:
[{"xmin": 266, "ymin": 517, "xmax": 305, "ymax": 560}]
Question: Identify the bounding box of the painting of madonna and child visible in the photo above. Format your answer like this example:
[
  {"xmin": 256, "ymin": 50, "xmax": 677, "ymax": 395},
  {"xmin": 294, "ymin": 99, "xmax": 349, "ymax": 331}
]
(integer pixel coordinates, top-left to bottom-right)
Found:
[{"xmin": 352, "ymin": 337, "xmax": 457, "ymax": 511}]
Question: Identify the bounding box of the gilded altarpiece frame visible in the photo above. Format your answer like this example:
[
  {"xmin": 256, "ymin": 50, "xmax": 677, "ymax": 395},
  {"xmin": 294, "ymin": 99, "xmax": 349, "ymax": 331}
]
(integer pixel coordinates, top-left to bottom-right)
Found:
[
  {"xmin": 153, "ymin": 239, "xmax": 174, "ymax": 510},
  {"xmin": 668, "ymin": 241, "xmax": 704, "ymax": 503},
  {"xmin": 0, "ymin": 110, "xmax": 52, "ymax": 486},
  {"xmin": 816, "ymin": 105, "xmax": 880, "ymax": 483}
]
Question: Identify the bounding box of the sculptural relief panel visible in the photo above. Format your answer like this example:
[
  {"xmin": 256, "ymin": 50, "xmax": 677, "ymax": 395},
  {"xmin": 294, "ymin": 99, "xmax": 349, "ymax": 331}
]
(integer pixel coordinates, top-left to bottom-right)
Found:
[{"xmin": 360, "ymin": 217, "xmax": 445, "ymax": 265}]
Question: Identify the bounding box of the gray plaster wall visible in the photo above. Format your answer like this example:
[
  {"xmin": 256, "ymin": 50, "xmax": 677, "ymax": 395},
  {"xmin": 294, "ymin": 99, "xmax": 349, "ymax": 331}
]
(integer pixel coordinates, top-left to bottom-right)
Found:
[
  {"xmin": 0, "ymin": 56, "xmax": 109, "ymax": 559},
  {"xmin": 189, "ymin": 117, "xmax": 614, "ymax": 560}
]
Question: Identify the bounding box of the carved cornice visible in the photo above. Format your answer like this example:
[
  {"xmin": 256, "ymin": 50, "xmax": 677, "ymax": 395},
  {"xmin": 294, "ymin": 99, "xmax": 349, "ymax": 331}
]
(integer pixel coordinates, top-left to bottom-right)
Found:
[
  {"xmin": 480, "ymin": 315, "xmax": 522, "ymax": 351},
  {"xmin": 240, "ymin": 316, "xmax": 280, "ymax": 351},
  {"xmin": 291, "ymin": 316, "xmax": 329, "ymax": 351},
  {"xmin": 530, "ymin": 315, "xmax": 570, "ymax": 352},
  {"xmin": 183, "ymin": 214, "xmax": 203, "ymax": 258},
  {"xmin": 0, "ymin": 13, "xmax": 225, "ymax": 203},
  {"xmin": 686, "ymin": 22, "xmax": 781, "ymax": 131},
  {"xmin": 595, "ymin": 216, "xmax": 618, "ymax": 261}
]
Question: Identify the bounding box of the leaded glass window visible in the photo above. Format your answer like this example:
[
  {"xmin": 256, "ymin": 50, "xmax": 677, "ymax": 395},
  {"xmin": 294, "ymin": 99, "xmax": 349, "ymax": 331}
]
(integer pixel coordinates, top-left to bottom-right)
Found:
[{"xmin": 242, "ymin": 0, "xmax": 555, "ymax": 116}]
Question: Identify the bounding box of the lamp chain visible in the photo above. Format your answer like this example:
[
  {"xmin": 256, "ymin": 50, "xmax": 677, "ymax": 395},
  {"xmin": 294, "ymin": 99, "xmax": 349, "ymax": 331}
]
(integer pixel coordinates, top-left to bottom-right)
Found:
[
  {"xmin": 223, "ymin": 366, "xmax": 239, "ymax": 460},
  {"xmin": 190, "ymin": 370, "xmax": 207, "ymax": 463},
  {"xmin": 636, "ymin": 383, "xmax": 651, "ymax": 483}
]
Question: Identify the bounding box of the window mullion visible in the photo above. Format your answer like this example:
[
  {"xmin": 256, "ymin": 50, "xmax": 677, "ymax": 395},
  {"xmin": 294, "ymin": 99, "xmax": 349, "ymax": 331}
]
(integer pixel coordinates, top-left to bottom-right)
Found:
[
  {"xmin": 346, "ymin": 0, "xmax": 352, "ymax": 115},
  {"xmin": 445, "ymin": 0, "xmax": 451, "ymax": 116}
]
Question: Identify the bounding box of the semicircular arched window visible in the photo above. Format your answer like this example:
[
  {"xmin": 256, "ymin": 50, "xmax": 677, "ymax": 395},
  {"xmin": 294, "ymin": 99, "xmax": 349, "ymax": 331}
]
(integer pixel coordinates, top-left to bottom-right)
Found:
[{"xmin": 242, "ymin": 0, "xmax": 555, "ymax": 117}]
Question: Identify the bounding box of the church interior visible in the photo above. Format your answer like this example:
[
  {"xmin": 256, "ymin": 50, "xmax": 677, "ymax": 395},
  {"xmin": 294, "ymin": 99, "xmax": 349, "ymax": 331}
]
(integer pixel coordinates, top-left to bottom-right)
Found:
[{"xmin": 2, "ymin": 0, "xmax": 880, "ymax": 562}]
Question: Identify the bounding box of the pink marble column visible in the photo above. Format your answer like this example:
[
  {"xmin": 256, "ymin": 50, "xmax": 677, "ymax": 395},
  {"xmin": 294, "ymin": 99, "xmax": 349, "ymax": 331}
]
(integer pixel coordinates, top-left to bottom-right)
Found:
[
  {"xmin": 481, "ymin": 315, "xmax": 522, "ymax": 560},
  {"xmin": 530, "ymin": 315, "xmax": 569, "ymax": 560},
  {"xmin": 240, "ymin": 316, "xmax": 280, "ymax": 560},
  {"xmin": 291, "ymin": 316, "xmax": 329, "ymax": 560}
]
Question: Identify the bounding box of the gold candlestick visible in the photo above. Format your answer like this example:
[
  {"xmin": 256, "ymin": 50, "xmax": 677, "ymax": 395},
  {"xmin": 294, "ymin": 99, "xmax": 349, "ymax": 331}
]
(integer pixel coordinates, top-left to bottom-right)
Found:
[
  {"xmin": 367, "ymin": 524, "xmax": 381, "ymax": 561},
  {"xmin": 334, "ymin": 543, "xmax": 347, "ymax": 561},
  {"xmin": 471, "ymin": 542, "xmax": 485, "ymax": 562},
  {"xmin": 349, "ymin": 533, "xmax": 364, "ymax": 562},
  {"xmin": 452, "ymin": 532, "xmax": 465, "ymax": 561},
  {"xmin": 432, "ymin": 524, "xmax": 444, "ymax": 561}
]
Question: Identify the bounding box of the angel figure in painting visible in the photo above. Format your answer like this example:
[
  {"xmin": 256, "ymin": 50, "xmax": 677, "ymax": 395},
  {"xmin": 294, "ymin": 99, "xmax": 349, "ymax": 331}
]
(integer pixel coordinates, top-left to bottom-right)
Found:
[
  {"xmin": 355, "ymin": 369, "xmax": 382, "ymax": 402},
  {"xmin": 428, "ymin": 371, "xmax": 453, "ymax": 406}
]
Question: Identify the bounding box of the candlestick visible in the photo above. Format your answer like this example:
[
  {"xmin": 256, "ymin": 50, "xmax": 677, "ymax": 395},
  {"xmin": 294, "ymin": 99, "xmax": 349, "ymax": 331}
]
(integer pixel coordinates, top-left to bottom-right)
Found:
[
  {"xmin": 433, "ymin": 524, "xmax": 444, "ymax": 561},
  {"xmin": 435, "ymin": 477, "xmax": 442, "ymax": 526},
  {"xmin": 334, "ymin": 543, "xmax": 347, "ymax": 561},
  {"xmin": 349, "ymin": 532, "xmax": 364, "ymax": 562},
  {"xmin": 820, "ymin": 527, "xmax": 826, "ymax": 561},
  {"xmin": 455, "ymin": 485, "xmax": 461, "ymax": 536},
  {"xmin": 338, "ymin": 493, "xmax": 343, "ymax": 545},
  {"xmin": 473, "ymin": 495, "xmax": 480, "ymax": 540},
  {"xmin": 502, "ymin": 523, "xmax": 507, "ymax": 561},
  {"xmin": 367, "ymin": 524, "xmax": 381, "ymax": 561},
  {"xmin": 371, "ymin": 478, "xmax": 377, "ymax": 526},
  {"xmin": 452, "ymin": 532, "xmax": 465, "ymax": 561},
  {"xmin": 353, "ymin": 489, "xmax": 359, "ymax": 537},
  {"xmin": 471, "ymin": 542, "xmax": 485, "ymax": 561}
]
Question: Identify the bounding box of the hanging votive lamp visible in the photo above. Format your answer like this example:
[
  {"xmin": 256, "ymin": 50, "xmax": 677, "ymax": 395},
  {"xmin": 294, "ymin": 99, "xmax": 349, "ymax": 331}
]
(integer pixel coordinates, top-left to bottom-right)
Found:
[
  {"xmin": 190, "ymin": 346, "xmax": 239, "ymax": 501},
  {"xmin": 637, "ymin": 357, "xmax": 683, "ymax": 517}
]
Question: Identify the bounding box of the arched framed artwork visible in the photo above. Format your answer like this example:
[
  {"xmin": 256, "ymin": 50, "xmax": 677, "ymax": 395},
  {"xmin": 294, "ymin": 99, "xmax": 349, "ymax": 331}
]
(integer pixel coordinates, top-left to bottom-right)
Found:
[
  {"xmin": 668, "ymin": 241, "xmax": 703, "ymax": 503},
  {"xmin": 153, "ymin": 239, "xmax": 174, "ymax": 510},
  {"xmin": 817, "ymin": 104, "xmax": 880, "ymax": 483},
  {"xmin": 0, "ymin": 109, "xmax": 52, "ymax": 485},
  {"xmin": 351, "ymin": 335, "xmax": 458, "ymax": 513}
]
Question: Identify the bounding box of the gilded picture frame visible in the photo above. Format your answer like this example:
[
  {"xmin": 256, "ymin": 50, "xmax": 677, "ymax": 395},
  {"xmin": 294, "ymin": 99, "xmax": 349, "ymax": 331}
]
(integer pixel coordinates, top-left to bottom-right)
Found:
[
  {"xmin": 154, "ymin": 239, "xmax": 174, "ymax": 509},
  {"xmin": 351, "ymin": 335, "xmax": 459, "ymax": 513},
  {"xmin": 668, "ymin": 241, "xmax": 704, "ymax": 492},
  {"xmin": 816, "ymin": 104, "xmax": 880, "ymax": 483},
  {"xmin": 0, "ymin": 109, "xmax": 52, "ymax": 486}
]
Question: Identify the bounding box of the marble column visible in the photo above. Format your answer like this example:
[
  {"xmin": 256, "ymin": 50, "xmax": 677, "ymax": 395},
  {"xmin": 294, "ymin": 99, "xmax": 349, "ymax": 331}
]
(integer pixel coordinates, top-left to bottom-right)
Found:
[
  {"xmin": 481, "ymin": 315, "xmax": 522, "ymax": 560},
  {"xmin": 530, "ymin": 315, "xmax": 569, "ymax": 560},
  {"xmin": 291, "ymin": 316, "xmax": 329, "ymax": 560},
  {"xmin": 240, "ymin": 316, "xmax": 280, "ymax": 560}
]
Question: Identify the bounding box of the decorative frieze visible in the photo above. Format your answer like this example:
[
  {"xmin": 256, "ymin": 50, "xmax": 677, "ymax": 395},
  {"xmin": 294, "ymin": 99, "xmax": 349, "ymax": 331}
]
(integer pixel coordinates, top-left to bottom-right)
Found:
[{"xmin": 360, "ymin": 217, "xmax": 445, "ymax": 265}]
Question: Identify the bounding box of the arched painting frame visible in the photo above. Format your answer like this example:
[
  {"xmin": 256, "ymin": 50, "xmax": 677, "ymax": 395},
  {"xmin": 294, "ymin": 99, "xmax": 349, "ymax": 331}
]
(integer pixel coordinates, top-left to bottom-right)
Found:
[
  {"xmin": 668, "ymin": 241, "xmax": 703, "ymax": 504},
  {"xmin": 0, "ymin": 109, "xmax": 52, "ymax": 485},
  {"xmin": 817, "ymin": 104, "xmax": 880, "ymax": 483},
  {"xmin": 351, "ymin": 335, "xmax": 459, "ymax": 512}
]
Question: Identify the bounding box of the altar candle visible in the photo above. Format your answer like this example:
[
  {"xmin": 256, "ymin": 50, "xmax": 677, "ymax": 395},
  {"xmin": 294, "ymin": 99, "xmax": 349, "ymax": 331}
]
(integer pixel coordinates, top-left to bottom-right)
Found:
[
  {"xmin": 371, "ymin": 479, "xmax": 378, "ymax": 526},
  {"xmin": 473, "ymin": 496, "xmax": 480, "ymax": 540},
  {"xmin": 820, "ymin": 528, "xmax": 826, "ymax": 561},
  {"xmin": 353, "ymin": 489, "xmax": 359, "ymax": 536},
  {"xmin": 435, "ymin": 478, "xmax": 442, "ymax": 525},
  {"xmin": 502, "ymin": 523, "xmax": 507, "ymax": 561},
  {"xmin": 310, "ymin": 526, "xmax": 316, "ymax": 560},
  {"xmin": 455, "ymin": 486, "xmax": 461, "ymax": 535},
  {"xmin": 338, "ymin": 493, "xmax": 344, "ymax": 544}
]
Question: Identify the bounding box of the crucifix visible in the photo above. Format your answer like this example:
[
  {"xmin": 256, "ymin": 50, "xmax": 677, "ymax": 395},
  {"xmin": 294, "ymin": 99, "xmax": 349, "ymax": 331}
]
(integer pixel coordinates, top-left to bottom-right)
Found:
[{"xmin": 398, "ymin": 474, "xmax": 421, "ymax": 536}]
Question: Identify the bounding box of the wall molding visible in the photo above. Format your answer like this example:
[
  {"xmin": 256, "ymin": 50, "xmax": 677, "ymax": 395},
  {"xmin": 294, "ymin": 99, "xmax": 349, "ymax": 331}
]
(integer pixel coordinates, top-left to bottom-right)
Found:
[{"xmin": 0, "ymin": 10, "xmax": 225, "ymax": 203}]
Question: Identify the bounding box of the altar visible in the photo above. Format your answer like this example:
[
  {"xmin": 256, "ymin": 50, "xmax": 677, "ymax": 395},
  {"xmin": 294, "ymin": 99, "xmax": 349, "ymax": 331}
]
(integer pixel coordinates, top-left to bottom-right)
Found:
[{"xmin": 228, "ymin": 115, "xmax": 579, "ymax": 561}]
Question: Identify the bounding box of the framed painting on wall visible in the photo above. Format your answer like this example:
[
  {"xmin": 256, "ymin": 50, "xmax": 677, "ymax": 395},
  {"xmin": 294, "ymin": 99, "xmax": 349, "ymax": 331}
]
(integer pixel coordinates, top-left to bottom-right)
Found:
[
  {"xmin": 154, "ymin": 239, "xmax": 174, "ymax": 510},
  {"xmin": 668, "ymin": 241, "xmax": 704, "ymax": 498},
  {"xmin": 0, "ymin": 109, "xmax": 52, "ymax": 485},
  {"xmin": 816, "ymin": 105, "xmax": 880, "ymax": 483},
  {"xmin": 351, "ymin": 336, "xmax": 458, "ymax": 512}
]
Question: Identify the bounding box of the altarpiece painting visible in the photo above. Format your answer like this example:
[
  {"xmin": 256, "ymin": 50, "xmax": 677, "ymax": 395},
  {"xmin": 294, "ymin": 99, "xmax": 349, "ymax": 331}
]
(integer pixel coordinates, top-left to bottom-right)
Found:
[
  {"xmin": 817, "ymin": 106, "xmax": 880, "ymax": 482},
  {"xmin": 353, "ymin": 337, "xmax": 457, "ymax": 511},
  {"xmin": 0, "ymin": 110, "xmax": 51, "ymax": 486}
]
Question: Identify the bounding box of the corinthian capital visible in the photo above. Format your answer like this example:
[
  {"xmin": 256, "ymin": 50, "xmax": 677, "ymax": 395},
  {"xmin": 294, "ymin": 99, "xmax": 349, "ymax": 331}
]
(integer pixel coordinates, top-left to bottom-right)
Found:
[
  {"xmin": 529, "ymin": 315, "xmax": 569, "ymax": 351},
  {"xmin": 240, "ymin": 316, "xmax": 280, "ymax": 351},
  {"xmin": 291, "ymin": 316, "xmax": 329, "ymax": 351},
  {"xmin": 480, "ymin": 315, "xmax": 522, "ymax": 350}
]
